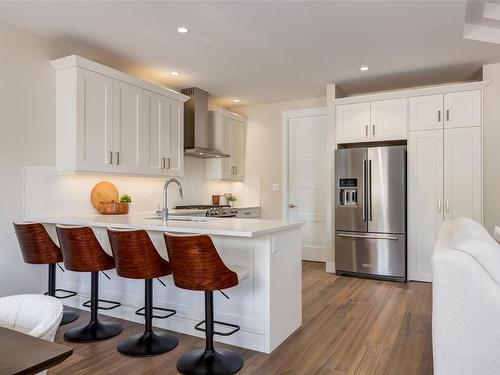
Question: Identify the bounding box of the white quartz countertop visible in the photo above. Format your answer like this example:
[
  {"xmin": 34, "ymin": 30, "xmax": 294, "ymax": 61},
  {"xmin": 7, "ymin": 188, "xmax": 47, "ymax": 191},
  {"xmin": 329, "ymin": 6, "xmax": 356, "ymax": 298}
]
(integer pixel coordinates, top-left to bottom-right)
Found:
[{"xmin": 29, "ymin": 213, "xmax": 302, "ymax": 238}]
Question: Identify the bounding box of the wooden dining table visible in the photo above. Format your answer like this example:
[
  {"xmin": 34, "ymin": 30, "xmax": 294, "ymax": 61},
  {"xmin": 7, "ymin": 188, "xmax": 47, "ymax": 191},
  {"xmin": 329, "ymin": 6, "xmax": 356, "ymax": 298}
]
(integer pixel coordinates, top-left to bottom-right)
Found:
[{"xmin": 0, "ymin": 326, "xmax": 73, "ymax": 375}]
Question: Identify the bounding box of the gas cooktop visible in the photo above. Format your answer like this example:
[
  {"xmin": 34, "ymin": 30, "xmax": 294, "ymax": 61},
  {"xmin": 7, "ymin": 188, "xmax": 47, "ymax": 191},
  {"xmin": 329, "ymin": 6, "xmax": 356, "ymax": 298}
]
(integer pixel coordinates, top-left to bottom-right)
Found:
[{"xmin": 174, "ymin": 205, "xmax": 230, "ymax": 210}]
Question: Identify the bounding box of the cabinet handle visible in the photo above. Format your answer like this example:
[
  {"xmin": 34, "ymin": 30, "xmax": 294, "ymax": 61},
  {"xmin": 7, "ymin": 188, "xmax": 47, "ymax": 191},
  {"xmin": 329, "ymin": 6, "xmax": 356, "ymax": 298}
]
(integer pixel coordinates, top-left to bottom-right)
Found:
[
  {"xmin": 365, "ymin": 125, "xmax": 368, "ymax": 136},
  {"xmin": 446, "ymin": 109, "xmax": 449, "ymax": 122},
  {"xmin": 372, "ymin": 124, "xmax": 375, "ymax": 136},
  {"xmin": 115, "ymin": 152, "xmax": 120, "ymax": 165},
  {"xmin": 437, "ymin": 200, "xmax": 442, "ymax": 212},
  {"xmin": 162, "ymin": 157, "xmax": 166, "ymax": 169},
  {"xmin": 167, "ymin": 158, "xmax": 171, "ymax": 169},
  {"xmin": 438, "ymin": 110, "xmax": 441, "ymax": 122},
  {"xmin": 445, "ymin": 200, "xmax": 450, "ymax": 212},
  {"xmin": 109, "ymin": 151, "xmax": 113, "ymax": 165},
  {"xmin": 234, "ymin": 166, "xmax": 238, "ymax": 175}
]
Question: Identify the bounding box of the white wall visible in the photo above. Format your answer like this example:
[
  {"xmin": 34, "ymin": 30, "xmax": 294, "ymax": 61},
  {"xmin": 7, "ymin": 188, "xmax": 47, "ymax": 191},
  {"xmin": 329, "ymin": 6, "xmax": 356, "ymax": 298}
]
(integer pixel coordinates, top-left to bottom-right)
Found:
[
  {"xmin": 482, "ymin": 63, "xmax": 500, "ymax": 233},
  {"xmin": 233, "ymin": 97, "xmax": 326, "ymax": 220},
  {"xmin": 0, "ymin": 21, "xmax": 56, "ymax": 296}
]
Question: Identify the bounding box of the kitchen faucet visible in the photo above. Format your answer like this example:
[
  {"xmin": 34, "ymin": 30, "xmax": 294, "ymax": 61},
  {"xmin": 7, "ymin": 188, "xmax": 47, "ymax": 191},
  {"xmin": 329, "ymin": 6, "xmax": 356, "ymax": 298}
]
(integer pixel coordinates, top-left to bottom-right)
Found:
[{"xmin": 157, "ymin": 178, "xmax": 183, "ymax": 220}]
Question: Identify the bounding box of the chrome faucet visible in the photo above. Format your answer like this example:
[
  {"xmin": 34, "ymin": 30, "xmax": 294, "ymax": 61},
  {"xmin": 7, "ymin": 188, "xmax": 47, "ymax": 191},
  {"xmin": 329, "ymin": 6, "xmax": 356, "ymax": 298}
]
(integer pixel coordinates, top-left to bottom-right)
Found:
[{"xmin": 157, "ymin": 178, "xmax": 183, "ymax": 219}]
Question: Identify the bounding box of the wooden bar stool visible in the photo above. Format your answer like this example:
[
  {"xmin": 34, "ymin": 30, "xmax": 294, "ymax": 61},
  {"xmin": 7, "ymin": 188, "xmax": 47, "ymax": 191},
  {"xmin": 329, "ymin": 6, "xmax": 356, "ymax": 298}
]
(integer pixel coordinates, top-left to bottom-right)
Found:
[
  {"xmin": 107, "ymin": 228, "xmax": 178, "ymax": 356},
  {"xmin": 13, "ymin": 222, "xmax": 79, "ymax": 325},
  {"xmin": 56, "ymin": 225, "xmax": 123, "ymax": 342},
  {"xmin": 164, "ymin": 233, "xmax": 245, "ymax": 375}
]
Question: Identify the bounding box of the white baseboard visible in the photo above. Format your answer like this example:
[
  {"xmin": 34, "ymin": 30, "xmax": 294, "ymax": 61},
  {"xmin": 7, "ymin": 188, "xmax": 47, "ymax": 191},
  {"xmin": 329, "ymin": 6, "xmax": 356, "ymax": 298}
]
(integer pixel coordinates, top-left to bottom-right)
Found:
[{"xmin": 325, "ymin": 262, "xmax": 336, "ymax": 273}]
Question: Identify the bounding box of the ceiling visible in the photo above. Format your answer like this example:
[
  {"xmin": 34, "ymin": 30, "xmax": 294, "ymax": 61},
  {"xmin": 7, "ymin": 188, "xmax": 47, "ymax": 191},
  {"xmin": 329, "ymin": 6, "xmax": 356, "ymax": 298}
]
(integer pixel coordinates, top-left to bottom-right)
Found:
[{"xmin": 1, "ymin": 1, "xmax": 500, "ymax": 106}]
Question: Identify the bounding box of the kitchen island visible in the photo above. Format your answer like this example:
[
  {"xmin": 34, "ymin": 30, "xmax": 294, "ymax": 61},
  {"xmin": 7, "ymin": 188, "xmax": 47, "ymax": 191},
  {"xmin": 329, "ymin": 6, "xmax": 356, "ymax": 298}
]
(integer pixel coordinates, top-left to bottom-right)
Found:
[{"xmin": 34, "ymin": 214, "xmax": 303, "ymax": 354}]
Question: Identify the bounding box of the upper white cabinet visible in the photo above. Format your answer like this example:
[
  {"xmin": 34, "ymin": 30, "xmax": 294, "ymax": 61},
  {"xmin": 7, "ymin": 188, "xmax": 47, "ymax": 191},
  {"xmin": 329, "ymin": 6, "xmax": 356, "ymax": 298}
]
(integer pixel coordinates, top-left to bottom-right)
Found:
[
  {"xmin": 206, "ymin": 110, "xmax": 247, "ymax": 181},
  {"xmin": 51, "ymin": 55, "xmax": 188, "ymax": 176},
  {"xmin": 409, "ymin": 94, "xmax": 443, "ymax": 131},
  {"xmin": 409, "ymin": 90, "xmax": 481, "ymax": 131},
  {"xmin": 370, "ymin": 98, "xmax": 407, "ymax": 141},
  {"xmin": 336, "ymin": 98, "xmax": 406, "ymax": 143},
  {"xmin": 142, "ymin": 92, "xmax": 184, "ymax": 176},
  {"xmin": 336, "ymin": 102, "xmax": 370, "ymax": 143},
  {"xmin": 113, "ymin": 80, "xmax": 143, "ymax": 174},
  {"xmin": 444, "ymin": 90, "xmax": 481, "ymax": 128}
]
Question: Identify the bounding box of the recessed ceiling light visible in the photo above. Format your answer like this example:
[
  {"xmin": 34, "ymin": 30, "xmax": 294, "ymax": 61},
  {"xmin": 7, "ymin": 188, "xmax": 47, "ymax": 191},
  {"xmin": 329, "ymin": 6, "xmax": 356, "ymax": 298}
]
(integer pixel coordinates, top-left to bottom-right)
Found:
[
  {"xmin": 233, "ymin": 99, "xmax": 240, "ymax": 103},
  {"xmin": 177, "ymin": 27, "xmax": 189, "ymax": 33},
  {"xmin": 360, "ymin": 66, "xmax": 369, "ymax": 71},
  {"xmin": 171, "ymin": 71, "xmax": 179, "ymax": 76}
]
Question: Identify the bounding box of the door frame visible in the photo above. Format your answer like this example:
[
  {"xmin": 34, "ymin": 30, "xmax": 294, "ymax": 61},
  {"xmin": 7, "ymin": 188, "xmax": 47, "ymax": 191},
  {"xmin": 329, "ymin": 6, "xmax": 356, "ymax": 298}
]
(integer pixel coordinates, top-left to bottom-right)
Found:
[{"xmin": 281, "ymin": 107, "xmax": 330, "ymax": 262}]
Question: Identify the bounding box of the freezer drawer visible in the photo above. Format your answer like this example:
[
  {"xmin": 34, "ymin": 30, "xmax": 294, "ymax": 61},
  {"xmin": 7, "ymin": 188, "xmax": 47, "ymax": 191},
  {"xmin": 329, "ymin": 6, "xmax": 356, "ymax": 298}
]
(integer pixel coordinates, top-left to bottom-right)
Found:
[{"xmin": 335, "ymin": 232, "xmax": 406, "ymax": 279}]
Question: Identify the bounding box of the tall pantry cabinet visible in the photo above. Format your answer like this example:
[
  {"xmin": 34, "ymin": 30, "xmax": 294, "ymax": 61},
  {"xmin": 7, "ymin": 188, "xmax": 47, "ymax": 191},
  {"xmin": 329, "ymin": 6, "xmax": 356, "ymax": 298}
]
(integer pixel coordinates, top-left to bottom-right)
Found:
[{"xmin": 408, "ymin": 90, "xmax": 483, "ymax": 282}]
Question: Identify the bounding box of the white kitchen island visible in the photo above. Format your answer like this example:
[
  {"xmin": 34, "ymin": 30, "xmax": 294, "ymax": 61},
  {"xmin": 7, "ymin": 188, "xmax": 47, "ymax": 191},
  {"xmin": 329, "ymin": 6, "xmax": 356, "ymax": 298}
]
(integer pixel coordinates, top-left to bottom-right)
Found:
[{"xmin": 34, "ymin": 214, "xmax": 303, "ymax": 354}]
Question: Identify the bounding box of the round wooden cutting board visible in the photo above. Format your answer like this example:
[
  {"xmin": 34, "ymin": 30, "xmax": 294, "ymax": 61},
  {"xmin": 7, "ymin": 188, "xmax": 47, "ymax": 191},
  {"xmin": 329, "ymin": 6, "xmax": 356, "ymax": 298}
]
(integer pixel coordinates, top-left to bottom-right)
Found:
[{"xmin": 91, "ymin": 181, "xmax": 119, "ymax": 211}]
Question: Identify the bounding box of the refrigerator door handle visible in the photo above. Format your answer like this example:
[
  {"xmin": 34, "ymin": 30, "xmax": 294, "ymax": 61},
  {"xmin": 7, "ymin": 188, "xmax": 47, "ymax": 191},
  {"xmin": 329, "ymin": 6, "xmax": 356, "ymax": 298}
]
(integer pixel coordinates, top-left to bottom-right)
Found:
[
  {"xmin": 338, "ymin": 233, "xmax": 399, "ymax": 241},
  {"xmin": 368, "ymin": 159, "xmax": 373, "ymax": 221},
  {"xmin": 362, "ymin": 160, "xmax": 367, "ymax": 221}
]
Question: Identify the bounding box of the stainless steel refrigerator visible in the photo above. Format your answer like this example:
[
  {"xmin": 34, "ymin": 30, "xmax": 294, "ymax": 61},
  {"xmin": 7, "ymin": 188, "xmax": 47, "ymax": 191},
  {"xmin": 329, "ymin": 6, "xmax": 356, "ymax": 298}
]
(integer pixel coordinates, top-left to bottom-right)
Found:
[{"xmin": 335, "ymin": 145, "xmax": 406, "ymax": 281}]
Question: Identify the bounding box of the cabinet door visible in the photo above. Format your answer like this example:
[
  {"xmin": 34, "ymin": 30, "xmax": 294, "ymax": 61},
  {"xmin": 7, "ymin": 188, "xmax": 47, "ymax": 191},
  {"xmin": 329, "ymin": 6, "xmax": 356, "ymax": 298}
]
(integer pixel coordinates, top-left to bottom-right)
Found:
[
  {"xmin": 143, "ymin": 91, "xmax": 169, "ymax": 176},
  {"xmin": 370, "ymin": 98, "xmax": 407, "ymax": 141},
  {"xmin": 76, "ymin": 68, "xmax": 114, "ymax": 172},
  {"xmin": 408, "ymin": 129, "xmax": 444, "ymax": 282},
  {"xmin": 112, "ymin": 81, "xmax": 143, "ymax": 174},
  {"xmin": 444, "ymin": 127, "xmax": 482, "ymax": 222},
  {"xmin": 336, "ymin": 102, "xmax": 370, "ymax": 143},
  {"xmin": 164, "ymin": 99, "xmax": 184, "ymax": 176},
  {"xmin": 444, "ymin": 90, "xmax": 481, "ymax": 128},
  {"xmin": 221, "ymin": 115, "xmax": 233, "ymax": 179},
  {"xmin": 409, "ymin": 94, "xmax": 443, "ymax": 131},
  {"xmin": 230, "ymin": 119, "xmax": 246, "ymax": 180}
]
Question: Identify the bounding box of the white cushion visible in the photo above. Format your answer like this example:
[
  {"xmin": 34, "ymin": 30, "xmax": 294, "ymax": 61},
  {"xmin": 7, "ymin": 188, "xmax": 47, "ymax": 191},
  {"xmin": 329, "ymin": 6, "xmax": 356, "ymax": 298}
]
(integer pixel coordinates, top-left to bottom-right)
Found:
[
  {"xmin": 449, "ymin": 217, "xmax": 500, "ymax": 285},
  {"xmin": 0, "ymin": 294, "xmax": 63, "ymax": 342}
]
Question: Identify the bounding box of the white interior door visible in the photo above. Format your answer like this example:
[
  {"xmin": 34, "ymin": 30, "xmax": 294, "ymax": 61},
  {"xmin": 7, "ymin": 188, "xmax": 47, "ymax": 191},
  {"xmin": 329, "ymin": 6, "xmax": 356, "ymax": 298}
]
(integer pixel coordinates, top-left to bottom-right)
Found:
[{"xmin": 286, "ymin": 108, "xmax": 328, "ymax": 262}]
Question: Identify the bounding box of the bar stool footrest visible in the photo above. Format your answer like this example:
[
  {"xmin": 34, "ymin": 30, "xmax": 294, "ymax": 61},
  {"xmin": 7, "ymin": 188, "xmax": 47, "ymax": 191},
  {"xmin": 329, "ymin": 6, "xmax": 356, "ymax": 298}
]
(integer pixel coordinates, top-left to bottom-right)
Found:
[
  {"xmin": 195, "ymin": 320, "xmax": 240, "ymax": 336},
  {"xmin": 82, "ymin": 298, "xmax": 121, "ymax": 310},
  {"xmin": 135, "ymin": 306, "xmax": 176, "ymax": 319},
  {"xmin": 44, "ymin": 288, "xmax": 78, "ymax": 299}
]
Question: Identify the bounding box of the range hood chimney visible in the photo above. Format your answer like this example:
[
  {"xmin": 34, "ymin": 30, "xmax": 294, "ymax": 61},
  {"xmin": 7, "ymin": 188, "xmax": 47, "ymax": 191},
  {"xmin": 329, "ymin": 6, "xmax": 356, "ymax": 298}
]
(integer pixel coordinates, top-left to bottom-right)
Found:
[{"xmin": 181, "ymin": 87, "xmax": 229, "ymax": 159}]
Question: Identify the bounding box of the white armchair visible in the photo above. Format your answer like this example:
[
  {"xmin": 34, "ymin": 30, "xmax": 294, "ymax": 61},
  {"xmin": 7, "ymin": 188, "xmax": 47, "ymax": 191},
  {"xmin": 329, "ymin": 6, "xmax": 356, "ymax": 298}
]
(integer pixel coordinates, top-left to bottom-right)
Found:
[
  {"xmin": 432, "ymin": 218, "xmax": 500, "ymax": 375},
  {"xmin": 0, "ymin": 294, "xmax": 63, "ymax": 341}
]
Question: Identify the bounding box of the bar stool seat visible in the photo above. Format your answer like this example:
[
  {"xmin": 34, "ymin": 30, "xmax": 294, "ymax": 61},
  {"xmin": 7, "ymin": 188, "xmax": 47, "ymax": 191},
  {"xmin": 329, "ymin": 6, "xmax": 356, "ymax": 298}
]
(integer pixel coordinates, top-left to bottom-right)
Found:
[
  {"xmin": 107, "ymin": 228, "xmax": 178, "ymax": 357},
  {"xmin": 56, "ymin": 225, "xmax": 122, "ymax": 343},
  {"xmin": 13, "ymin": 222, "xmax": 79, "ymax": 325},
  {"xmin": 164, "ymin": 233, "xmax": 245, "ymax": 375}
]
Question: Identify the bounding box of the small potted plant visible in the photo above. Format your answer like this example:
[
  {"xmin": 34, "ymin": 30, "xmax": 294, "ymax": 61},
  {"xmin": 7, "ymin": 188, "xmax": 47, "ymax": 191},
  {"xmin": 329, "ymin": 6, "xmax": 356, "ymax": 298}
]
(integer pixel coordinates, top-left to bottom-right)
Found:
[{"xmin": 225, "ymin": 193, "xmax": 237, "ymax": 207}]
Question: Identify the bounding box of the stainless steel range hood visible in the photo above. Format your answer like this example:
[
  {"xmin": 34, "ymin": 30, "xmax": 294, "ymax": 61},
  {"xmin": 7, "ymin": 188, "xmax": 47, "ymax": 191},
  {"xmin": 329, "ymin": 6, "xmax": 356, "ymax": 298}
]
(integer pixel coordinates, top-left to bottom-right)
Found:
[{"xmin": 181, "ymin": 87, "xmax": 229, "ymax": 158}]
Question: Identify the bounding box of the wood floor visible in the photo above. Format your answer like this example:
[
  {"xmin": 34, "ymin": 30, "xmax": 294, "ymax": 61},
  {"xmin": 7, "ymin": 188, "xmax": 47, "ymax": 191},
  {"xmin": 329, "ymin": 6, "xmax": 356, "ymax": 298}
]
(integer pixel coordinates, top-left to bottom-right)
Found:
[{"xmin": 51, "ymin": 262, "xmax": 433, "ymax": 374}]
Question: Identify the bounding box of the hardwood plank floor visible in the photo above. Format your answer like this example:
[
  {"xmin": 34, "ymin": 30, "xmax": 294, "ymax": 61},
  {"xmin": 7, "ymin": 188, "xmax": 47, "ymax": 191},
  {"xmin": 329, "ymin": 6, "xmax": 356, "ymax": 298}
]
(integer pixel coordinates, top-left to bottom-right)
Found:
[{"xmin": 51, "ymin": 262, "xmax": 432, "ymax": 374}]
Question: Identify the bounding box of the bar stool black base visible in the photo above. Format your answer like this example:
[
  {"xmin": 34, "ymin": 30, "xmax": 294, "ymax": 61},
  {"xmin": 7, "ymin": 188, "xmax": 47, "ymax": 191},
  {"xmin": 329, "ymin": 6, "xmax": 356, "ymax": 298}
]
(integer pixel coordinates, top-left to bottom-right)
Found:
[
  {"xmin": 64, "ymin": 321, "xmax": 122, "ymax": 343},
  {"xmin": 117, "ymin": 331, "xmax": 178, "ymax": 357},
  {"xmin": 60, "ymin": 309, "xmax": 79, "ymax": 325},
  {"xmin": 177, "ymin": 349, "xmax": 243, "ymax": 375}
]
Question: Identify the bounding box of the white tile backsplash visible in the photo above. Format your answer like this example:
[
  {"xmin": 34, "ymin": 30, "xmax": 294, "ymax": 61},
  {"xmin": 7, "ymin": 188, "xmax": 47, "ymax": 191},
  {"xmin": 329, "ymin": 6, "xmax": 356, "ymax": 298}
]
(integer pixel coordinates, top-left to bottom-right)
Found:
[{"xmin": 23, "ymin": 157, "xmax": 260, "ymax": 217}]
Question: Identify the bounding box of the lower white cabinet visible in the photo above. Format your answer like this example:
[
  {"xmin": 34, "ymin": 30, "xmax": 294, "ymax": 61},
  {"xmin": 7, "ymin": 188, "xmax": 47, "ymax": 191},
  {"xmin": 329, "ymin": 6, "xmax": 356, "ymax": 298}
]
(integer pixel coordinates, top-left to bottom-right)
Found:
[
  {"xmin": 408, "ymin": 129, "xmax": 444, "ymax": 282},
  {"xmin": 408, "ymin": 126, "xmax": 482, "ymax": 282}
]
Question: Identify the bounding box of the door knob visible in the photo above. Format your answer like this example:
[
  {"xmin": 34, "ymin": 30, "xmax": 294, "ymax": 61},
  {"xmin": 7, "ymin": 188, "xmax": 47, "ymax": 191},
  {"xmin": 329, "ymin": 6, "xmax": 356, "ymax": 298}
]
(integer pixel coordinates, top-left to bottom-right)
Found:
[{"xmin": 289, "ymin": 204, "xmax": 298, "ymax": 208}]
